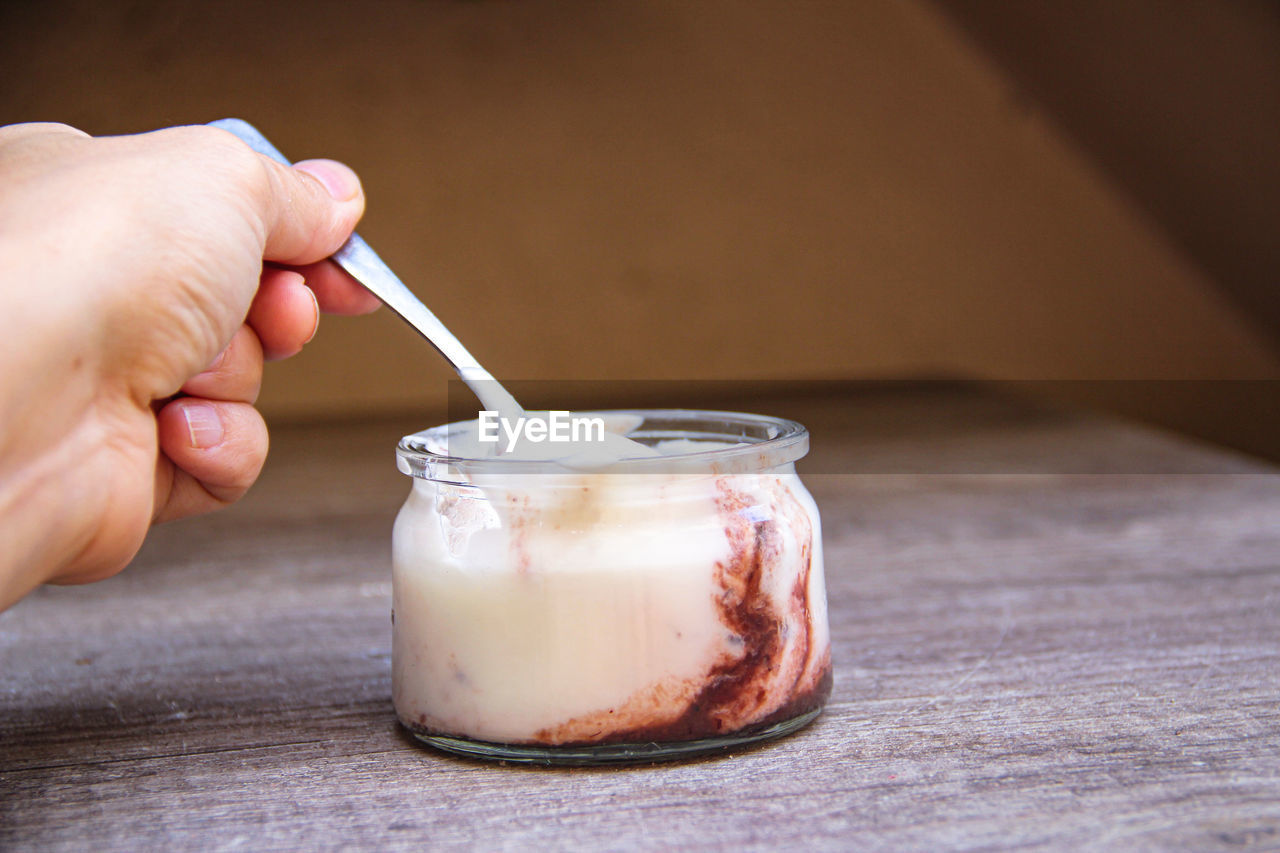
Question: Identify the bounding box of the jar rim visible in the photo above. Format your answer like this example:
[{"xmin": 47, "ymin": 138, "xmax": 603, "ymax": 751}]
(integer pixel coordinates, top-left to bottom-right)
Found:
[{"xmin": 396, "ymin": 408, "xmax": 809, "ymax": 479}]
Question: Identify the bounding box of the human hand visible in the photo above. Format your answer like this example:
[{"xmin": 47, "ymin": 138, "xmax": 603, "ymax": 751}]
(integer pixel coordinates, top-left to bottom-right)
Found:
[{"xmin": 0, "ymin": 122, "xmax": 380, "ymax": 610}]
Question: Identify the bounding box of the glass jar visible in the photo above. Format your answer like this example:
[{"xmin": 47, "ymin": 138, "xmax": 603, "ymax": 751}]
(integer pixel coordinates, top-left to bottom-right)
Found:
[{"xmin": 392, "ymin": 409, "xmax": 831, "ymax": 765}]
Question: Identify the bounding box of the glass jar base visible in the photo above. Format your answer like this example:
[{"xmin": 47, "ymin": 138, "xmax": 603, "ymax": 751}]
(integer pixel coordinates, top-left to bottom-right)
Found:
[{"xmin": 406, "ymin": 706, "xmax": 823, "ymax": 766}]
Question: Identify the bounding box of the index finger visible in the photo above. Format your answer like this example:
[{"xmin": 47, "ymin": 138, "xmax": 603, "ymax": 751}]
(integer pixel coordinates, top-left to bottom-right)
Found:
[{"xmin": 288, "ymin": 259, "xmax": 382, "ymax": 316}]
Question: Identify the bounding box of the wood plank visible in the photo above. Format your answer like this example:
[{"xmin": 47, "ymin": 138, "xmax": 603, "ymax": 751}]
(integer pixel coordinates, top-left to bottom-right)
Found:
[{"xmin": 2, "ymin": 388, "xmax": 1278, "ymax": 850}]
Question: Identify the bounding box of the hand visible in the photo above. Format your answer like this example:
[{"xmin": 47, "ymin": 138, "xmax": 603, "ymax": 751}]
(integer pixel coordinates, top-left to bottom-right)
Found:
[{"xmin": 0, "ymin": 122, "xmax": 380, "ymax": 610}]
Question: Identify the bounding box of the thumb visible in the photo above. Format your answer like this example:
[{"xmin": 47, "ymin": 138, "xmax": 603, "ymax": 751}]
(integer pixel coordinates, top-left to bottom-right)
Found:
[{"xmin": 257, "ymin": 157, "xmax": 365, "ymax": 265}]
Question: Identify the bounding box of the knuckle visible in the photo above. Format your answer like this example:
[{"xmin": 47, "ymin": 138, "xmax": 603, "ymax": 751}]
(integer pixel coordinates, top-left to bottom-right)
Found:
[{"xmin": 172, "ymin": 124, "xmax": 274, "ymax": 194}]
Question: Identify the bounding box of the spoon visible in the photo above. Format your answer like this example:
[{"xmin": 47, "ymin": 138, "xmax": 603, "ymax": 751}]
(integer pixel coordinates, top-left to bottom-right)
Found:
[{"xmin": 207, "ymin": 118, "xmax": 524, "ymax": 423}]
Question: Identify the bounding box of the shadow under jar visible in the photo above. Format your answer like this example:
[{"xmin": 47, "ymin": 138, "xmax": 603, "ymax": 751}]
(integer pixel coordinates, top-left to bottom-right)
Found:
[{"xmin": 392, "ymin": 410, "xmax": 832, "ymax": 765}]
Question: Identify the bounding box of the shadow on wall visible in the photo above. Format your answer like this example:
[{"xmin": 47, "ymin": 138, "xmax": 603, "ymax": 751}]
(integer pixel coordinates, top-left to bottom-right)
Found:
[{"xmin": 935, "ymin": 0, "xmax": 1280, "ymax": 350}]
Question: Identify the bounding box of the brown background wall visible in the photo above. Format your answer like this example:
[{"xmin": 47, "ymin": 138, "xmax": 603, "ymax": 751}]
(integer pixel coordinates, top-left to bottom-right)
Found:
[
  {"xmin": 936, "ymin": 0, "xmax": 1280, "ymax": 352},
  {"xmin": 2, "ymin": 2, "xmax": 1276, "ymax": 450}
]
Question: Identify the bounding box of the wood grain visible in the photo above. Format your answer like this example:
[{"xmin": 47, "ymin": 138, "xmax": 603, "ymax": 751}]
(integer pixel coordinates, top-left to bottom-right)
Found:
[{"xmin": 2, "ymin": 387, "xmax": 1278, "ymax": 851}]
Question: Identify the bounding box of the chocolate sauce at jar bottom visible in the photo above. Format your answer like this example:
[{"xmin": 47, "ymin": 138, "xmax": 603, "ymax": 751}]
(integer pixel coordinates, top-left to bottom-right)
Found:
[{"xmin": 401, "ymin": 661, "xmax": 832, "ymax": 747}]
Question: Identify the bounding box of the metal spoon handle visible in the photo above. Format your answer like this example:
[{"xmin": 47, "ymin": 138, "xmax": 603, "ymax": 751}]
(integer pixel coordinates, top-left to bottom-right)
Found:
[{"xmin": 208, "ymin": 118, "xmax": 522, "ymax": 419}]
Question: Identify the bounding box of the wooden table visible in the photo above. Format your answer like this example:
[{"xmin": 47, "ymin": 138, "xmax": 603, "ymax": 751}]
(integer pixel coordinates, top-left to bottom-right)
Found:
[{"xmin": 3, "ymin": 386, "xmax": 1278, "ymax": 850}]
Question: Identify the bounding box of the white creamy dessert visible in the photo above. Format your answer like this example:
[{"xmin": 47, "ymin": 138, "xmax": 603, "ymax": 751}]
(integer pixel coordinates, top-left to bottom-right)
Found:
[{"xmin": 391, "ymin": 412, "xmax": 831, "ymax": 747}]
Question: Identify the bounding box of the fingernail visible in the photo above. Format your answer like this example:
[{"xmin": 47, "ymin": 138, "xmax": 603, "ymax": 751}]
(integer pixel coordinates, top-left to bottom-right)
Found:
[
  {"xmin": 183, "ymin": 403, "xmax": 224, "ymax": 449},
  {"xmin": 208, "ymin": 345, "xmax": 229, "ymax": 372},
  {"xmin": 294, "ymin": 159, "xmax": 360, "ymax": 201},
  {"xmin": 303, "ymin": 285, "xmax": 320, "ymax": 344}
]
